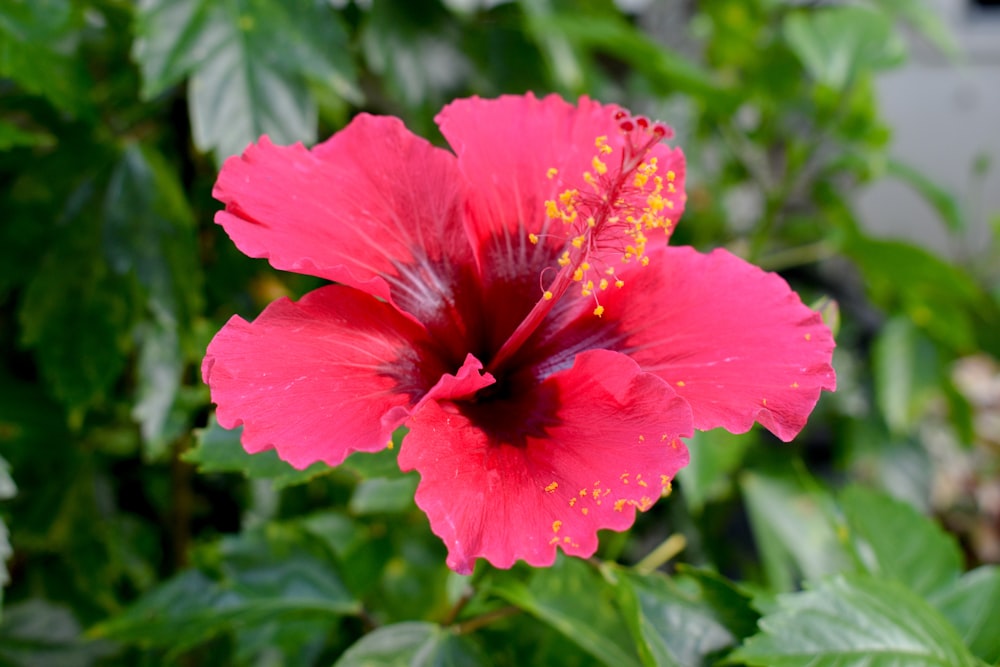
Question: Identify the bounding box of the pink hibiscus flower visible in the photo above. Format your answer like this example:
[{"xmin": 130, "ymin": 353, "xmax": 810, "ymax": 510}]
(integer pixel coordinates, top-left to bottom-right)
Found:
[{"xmin": 203, "ymin": 93, "xmax": 836, "ymax": 574}]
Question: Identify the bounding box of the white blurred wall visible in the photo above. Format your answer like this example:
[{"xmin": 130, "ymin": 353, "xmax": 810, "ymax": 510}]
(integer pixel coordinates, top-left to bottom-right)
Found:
[{"xmin": 856, "ymin": 0, "xmax": 1000, "ymax": 255}]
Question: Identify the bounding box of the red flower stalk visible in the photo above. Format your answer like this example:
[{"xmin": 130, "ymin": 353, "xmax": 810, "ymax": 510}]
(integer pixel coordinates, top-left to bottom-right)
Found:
[{"xmin": 203, "ymin": 94, "xmax": 836, "ymax": 574}]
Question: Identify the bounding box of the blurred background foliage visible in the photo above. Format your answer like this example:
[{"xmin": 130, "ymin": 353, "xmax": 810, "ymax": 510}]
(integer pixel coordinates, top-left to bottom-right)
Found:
[{"xmin": 2, "ymin": 0, "xmax": 1000, "ymax": 665}]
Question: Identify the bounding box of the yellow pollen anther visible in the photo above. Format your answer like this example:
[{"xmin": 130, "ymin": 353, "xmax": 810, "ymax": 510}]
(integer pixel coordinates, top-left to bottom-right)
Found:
[
  {"xmin": 614, "ymin": 499, "xmax": 627, "ymax": 512},
  {"xmin": 791, "ymin": 382, "xmax": 800, "ymax": 388},
  {"xmin": 558, "ymin": 251, "xmax": 571, "ymax": 267},
  {"xmin": 543, "ymin": 291, "xmax": 553, "ymax": 300},
  {"xmin": 615, "ymin": 280, "xmax": 624, "ymax": 288},
  {"xmin": 676, "ymin": 380, "xmax": 685, "ymax": 387},
  {"xmin": 593, "ymin": 305, "xmax": 605, "ymax": 317},
  {"xmin": 569, "ymin": 497, "xmax": 577, "ymax": 507},
  {"xmin": 667, "ymin": 170, "xmax": 675, "ymax": 181},
  {"xmin": 805, "ymin": 333, "xmax": 812, "ymax": 341},
  {"xmin": 547, "ymin": 167, "xmax": 558, "ymax": 179},
  {"xmin": 572, "ymin": 268, "xmax": 584, "ymax": 281},
  {"xmin": 552, "ymin": 520, "xmax": 562, "ymax": 533},
  {"xmin": 387, "ymin": 439, "xmax": 394, "ymax": 450},
  {"xmin": 545, "ymin": 200, "xmax": 560, "ymax": 218},
  {"xmin": 571, "ymin": 235, "xmax": 585, "ymax": 249},
  {"xmin": 545, "ymin": 481, "xmax": 558, "ymax": 493},
  {"xmin": 528, "ymin": 233, "xmax": 539, "ymax": 244},
  {"xmin": 579, "ymin": 488, "xmax": 588, "ymax": 497},
  {"xmin": 598, "ymin": 278, "xmax": 609, "ymax": 290},
  {"xmin": 592, "ymin": 156, "xmax": 607, "ymax": 175},
  {"xmin": 587, "ymin": 216, "xmax": 596, "ymax": 227},
  {"xmin": 641, "ymin": 256, "xmax": 650, "ymax": 266}
]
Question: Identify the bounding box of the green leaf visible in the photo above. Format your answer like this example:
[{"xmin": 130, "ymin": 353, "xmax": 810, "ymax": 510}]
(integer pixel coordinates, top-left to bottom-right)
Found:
[
  {"xmin": 871, "ymin": 316, "xmax": 942, "ymax": 436},
  {"xmin": 846, "ymin": 236, "xmax": 1000, "ymax": 354},
  {"xmin": 841, "ymin": 485, "xmax": 962, "ymax": 597},
  {"xmin": 0, "ymin": 120, "xmax": 54, "ymax": 150},
  {"xmin": 610, "ymin": 567, "xmax": 737, "ymax": 667},
  {"xmin": 740, "ymin": 471, "xmax": 851, "ymax": 592},
  {"xmin": 184, "ymin": 416, "xmax": 333, "ymax": 489},
  {"xmin": 134, "ymin": 0, "xmax": 360, "ymax": 161},
  {"xmin": 928, "ymin": 566, "xmax": 1000, "ymax": 664},
  {"xmin": 869, "ymin": 0, "xmax": 960, "ymax": 59},
  {"xmin": 491, "ymin": 556, "xmax": 643, "ymax": 667},
  {"xmin": 334, "ymin": 622, "xmax": 487, "ymax": 667},
  {"xmin": 18, "ymin": 213, "xmax": 134, "ymax": 409},
  {"xmin": 783, "ymin": 5, "xmax": 904, "ymax": 91},
  {"xmin": 885, "ymin": 159, "xmax": 968, "ymax": 233},
  {"xmin": 0, "ymin": 599, "xmax": 115, "ymax": 667},
  {"xmin": 0, "ymin": 455, "xmax": 13, "ymax": 615},
  {"xmin": 350, "ymin": 476, "xmax": 419, "ymax": 515},
  {"xmin": 538, "ymin": 13, "xmax": 736, "ymax": 105},
  {"xmin": 92, "ymin": 526, "xmax": 359, "ymax": 655},
  {"xmin": 677, "ymin": 428, "xmax": 753, "ymax": 513},
  {"xmin": 0, "ymin": 0, "xmax": 93, "ymax": 114},
  {"xmin": 732, "ymin": 574, "xmax": 981, "ymax": 667},
  {"xmin": 102, "ymin": 143, "xmax": 202, "ymax": 454}
]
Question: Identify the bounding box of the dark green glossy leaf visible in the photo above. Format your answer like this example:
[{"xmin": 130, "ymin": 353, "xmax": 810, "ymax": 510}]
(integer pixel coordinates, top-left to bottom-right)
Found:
[
  {"xmin": 841, "ymin": 485, "xmax": 962, "ymax": 597},
  {"xmin": 674, "ymin": 565, "xmax": 760, "ymax": 641},
  {"xmin": 928, "ymin": 566, "xmax": 1000, "ymax": 664},
  {"xmin": 92, "ymin": 527, "xmax": 358, "ymax": 655},
  {"xmin": 134, "ymin": 0, "xmax": 360, "ymax": 161},
  {"xmin": 184, "ymin": 416, "xmax": 333, "ymax": 489},
  {"xmin": 18, "ymin": 219, "xmax": 134, "ymax": 409},
  {"xmin": 492, "ymin": 556, "xmax": 643, "ymax": 667},
  {"xmin": 732, "ymin": 574, "xmax": 981, "ymax": 667},
  {"xmin": 334, "ymin": 621, "xmax": 487, "ymax": 667},
  {"xmin": 783, "ymin": 5, "xmax": 904, "ymax": 91},
  {"xmin": 609, "ymin": 566, "xmax": 736, "ymax": 667}
]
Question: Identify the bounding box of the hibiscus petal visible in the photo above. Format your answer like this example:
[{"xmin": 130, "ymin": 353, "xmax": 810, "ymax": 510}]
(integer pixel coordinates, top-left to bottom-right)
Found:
[
  {"xmin": 436, "ymin": 94, "xmax": 685, "ymax": 351},
  {"xmin": 605, "ymin": 246, "xmax": 836, "ymax": 441},
  {"xmin": 213, "ymin": 116, "xmax": 482, "ymax": 347},
  {"xmin": 437, "ymin": 94, "xmax": 686, "ymax": 251},
  {"xmin": 203, "ymin": 285, "xmax": 447, "ymax": 469},
  {"xmin": 398, "ymin": 349, "xmax": 692, "ymax": 574}
]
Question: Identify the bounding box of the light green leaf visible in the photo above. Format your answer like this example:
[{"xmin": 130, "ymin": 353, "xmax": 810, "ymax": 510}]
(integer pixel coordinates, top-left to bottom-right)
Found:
[
  {"xmin": 841, "ymin": 485, "xmax": 962, "ymax": 597},
  {"xmin": 846, "ymin": 235, "xmax": 1000, "ymax": 354},
  {"xmin": 335, "ymin": 622, "xmax": 487, "ymax": 667},
  {"xmin": 886, "ymin": 158, "xmax": 968, "ymax": 233},
  {"xmin": 871, "ymin": 316, "xmax": 942, "ymax": 436},
  {"xmin": 741, "ymin": 471, "xmax": 851, "ymax": 592},
  {"xmin": 928, "ymin": 566, "xmax": 1000, "ymax": 664},
  {"xmin": 783, "ymin": 5, "xmax": 905, "ymax": 91},
  {"xmin": 349, "ymin": 476, "xmax": 418, "ymax": 515},
  {"xmin": 184, "ymin": 416, "xmax": 332, "ymax": 489},
  {"xmin": 134, "ymin": 0, "xmax": 360, "ymax": 161},
  {"xmin": 677, "ymin": 428, "xmax": 753, "ymax": 513},
  {"xmin": 869, "ymin": 0, "xmax": 960, "ymax": 59},
  {"xmin": 492, "ymin": 556, "xmax": 643, "ymax": 667},
  {"xmin": 732, "ymin": 574, "xmax": 981, "ymax": 667},
  {"xmin": 610, "ymin": 567, "xmax": 737, "ymax": 667}
]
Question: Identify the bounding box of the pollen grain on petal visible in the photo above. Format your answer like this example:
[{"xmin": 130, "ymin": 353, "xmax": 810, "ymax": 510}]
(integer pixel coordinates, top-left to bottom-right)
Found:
[{"xmin": 545, "ymin": 481, "xmax": 559, "ymax": 493}]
